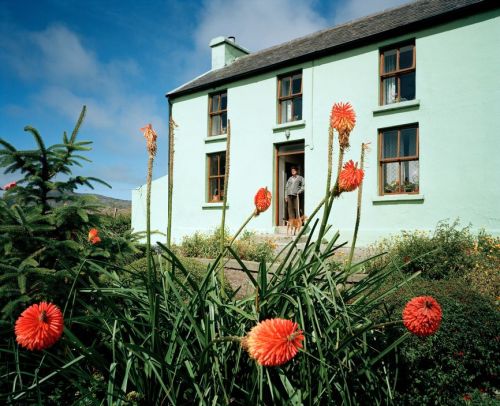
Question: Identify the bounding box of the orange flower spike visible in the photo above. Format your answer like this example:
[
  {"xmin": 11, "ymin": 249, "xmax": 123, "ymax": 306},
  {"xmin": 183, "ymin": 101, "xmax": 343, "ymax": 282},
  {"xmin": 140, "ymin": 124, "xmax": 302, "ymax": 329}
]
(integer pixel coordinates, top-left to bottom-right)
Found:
[
  {"xmin": 338, "ymin": 160, "xmax": 364, "ymax": 192},
  {"xmin": 254, "ymin": 187, "xmax": 272, "ymax": 215},
  {"xmin": 140, "ymin": 123, "xmax": 158, "ymax": 157},
  {"xmin": 330, "ymin": 102, "xmax": 356, "ymax": 149},
  {"xmin": 242, "ymin": 318, "xmax": 305, "ymax": 367},
  {"xmin": 88, "ymin": 228, "xmax": 99, "ymax": 241},
  {"xmin": 402, "ymin": 296, "xmax": 442, "ymax": 337},
  {"xmin": 91, "ymin": 236, "xmax": 101, "ymax": 245},
  {"xmin": 15, "ymin": 302, "xmax": 64, "ymax": 351}
]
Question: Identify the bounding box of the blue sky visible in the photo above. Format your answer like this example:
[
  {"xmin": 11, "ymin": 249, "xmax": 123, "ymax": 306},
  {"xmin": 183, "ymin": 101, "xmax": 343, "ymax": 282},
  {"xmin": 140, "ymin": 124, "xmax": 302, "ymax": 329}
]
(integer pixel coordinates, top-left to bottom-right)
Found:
[{"xmin": 0, "ymin": 0, "xmax": 409, "ymax": 200}]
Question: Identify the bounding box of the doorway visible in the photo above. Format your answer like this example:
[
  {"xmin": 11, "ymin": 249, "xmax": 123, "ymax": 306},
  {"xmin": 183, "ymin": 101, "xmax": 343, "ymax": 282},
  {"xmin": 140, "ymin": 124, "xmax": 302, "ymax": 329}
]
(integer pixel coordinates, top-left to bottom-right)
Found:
[{"xmin": 275, "ymin": 141, "xmax": 305, "ymax": 226}]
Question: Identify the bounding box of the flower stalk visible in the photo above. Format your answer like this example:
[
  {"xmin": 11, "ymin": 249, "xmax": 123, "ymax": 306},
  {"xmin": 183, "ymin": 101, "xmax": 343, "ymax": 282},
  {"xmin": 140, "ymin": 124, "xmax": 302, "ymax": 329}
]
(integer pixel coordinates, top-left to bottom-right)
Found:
[
  {"xmin": 347, "ymin": 143, "xmax": 369, "ymax": 268},
  {"xmin": 218, "ymin": 120, "xmax": 231, "ymax": 292},
  {"xmin": 167, "ymin": 117, "xmax": 177, "ymax": 252}
]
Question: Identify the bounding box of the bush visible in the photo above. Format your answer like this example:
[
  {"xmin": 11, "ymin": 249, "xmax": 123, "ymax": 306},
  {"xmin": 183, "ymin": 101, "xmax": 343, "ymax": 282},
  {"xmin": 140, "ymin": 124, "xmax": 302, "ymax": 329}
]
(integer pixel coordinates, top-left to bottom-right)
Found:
[
  {"xmin": 370, "ymin": 220, "xmax": 479, "ymax": 280},
  {"xmin": 464, "ymin": 230, "xmax": 500, "ymax": 301},
  {"xmin": 378, "ymin": 277, "xmax": 500, "ymax": 405},
  {"xmin": 176, "ymin": 228, "xmax": 276, "ymax": 263}
]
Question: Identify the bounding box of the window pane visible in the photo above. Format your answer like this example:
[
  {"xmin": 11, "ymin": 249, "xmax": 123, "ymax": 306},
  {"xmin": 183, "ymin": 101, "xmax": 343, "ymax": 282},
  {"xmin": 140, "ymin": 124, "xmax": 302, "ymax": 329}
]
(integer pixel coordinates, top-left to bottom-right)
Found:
[
  {"xmin": 383, "ymin": 50, "xmax": 397, "ymax": 73},
  {"xmin": 209, "ymin": 178, "xmax": 219, "ymax": 201},
  {"xmin": 221, "ymin": 112, "xmax": 227, "ymax": 133},
  {"xmin": 402, "ymin": 160, "xmax": 419, "ymax": 192},
  {"xmin": 219, "ymin": 152, "xmax": 226, "ymax": 176},
  {"xmin": 209, "ymin": 155, "xmax": 219, "ymax": 176},
  {"xmin": 220, "ymin": 178, "xmax": 225, "ymax": 200},
  {"xmin": 400, "ymin": 72, "xmax": 415, "ymax": 101},
  {"xmin": 399, "ymin": 45, "xmax": 414, "ymax": 69},
  {"xmin": 220, "ymin": 92, "xmax": 227, "ymax": 110},
  {"xmin": 293, "ymin": 97, "xmax": 302, "ymax": 121},
  {"xmin": 292, "ymin": 75, "xmax": 302, "ymax": 94},
  {"xmin": 382, "ymin": 130, "xmax": 398, "ymax": 158},
  {"xmin": 382, "ymin": 77, "xmax": 397, "ymax": 105},
  {"xmin": 281, "ymin": 100, "xmax": 292, "ymax": 123},
  {"xmin": 400, "ymin": 127, "xmax": 417, "ymax": 157},
  {"xmin": 211, "ymin": 115, "xmax": 221, "ymax": 135},
  {"xmin": 211, "ymin": 95, "xmax": 219, "ymax": 113},
  {"xmin": 280, "ymin": 77, "xmax": 291, "ymax": 97},
  {"xmin": 383, "ymin": 162, "xmax": 400, "ymax": 193}
]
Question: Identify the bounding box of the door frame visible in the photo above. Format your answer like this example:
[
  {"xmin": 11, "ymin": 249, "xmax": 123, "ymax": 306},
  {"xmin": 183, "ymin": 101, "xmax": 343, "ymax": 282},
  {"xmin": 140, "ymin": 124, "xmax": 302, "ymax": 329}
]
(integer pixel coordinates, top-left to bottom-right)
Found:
[{"xmin": 274, "ymin": 142, "xmax": 305, "ymax": 226}]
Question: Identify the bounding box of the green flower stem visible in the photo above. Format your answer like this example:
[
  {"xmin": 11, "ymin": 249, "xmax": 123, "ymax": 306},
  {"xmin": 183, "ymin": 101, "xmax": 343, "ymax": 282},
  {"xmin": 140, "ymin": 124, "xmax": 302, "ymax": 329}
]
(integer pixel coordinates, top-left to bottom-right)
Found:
[
  {"xmin": 316, "ymin": 126, "xmax": 334, "ymax": 249},
  {"xmin": 219, "ymin": 120, "xmax": 231, "ymax": 295},
  {"xmin": 347, "ymin": 143, "xmax": 367, "ymax": 269}
]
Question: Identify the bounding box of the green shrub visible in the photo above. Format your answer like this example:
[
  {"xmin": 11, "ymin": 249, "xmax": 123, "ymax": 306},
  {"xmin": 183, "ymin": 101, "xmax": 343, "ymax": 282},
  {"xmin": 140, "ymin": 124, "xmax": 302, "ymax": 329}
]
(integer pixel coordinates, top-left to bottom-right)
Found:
[
  {"xmin": 177, "ymin": 228, "xmax": 275, "ymax": 263},
  {"xmin": 378, "ymin": 277, "xmax": 500, "ymax": 405},
  {"xmin": 464, "ymin": 231, "xmax": 500, "ymax": 301},
  {"xmin": 370, "ymin": 220, "xmax": 477, "ymax": 280}
]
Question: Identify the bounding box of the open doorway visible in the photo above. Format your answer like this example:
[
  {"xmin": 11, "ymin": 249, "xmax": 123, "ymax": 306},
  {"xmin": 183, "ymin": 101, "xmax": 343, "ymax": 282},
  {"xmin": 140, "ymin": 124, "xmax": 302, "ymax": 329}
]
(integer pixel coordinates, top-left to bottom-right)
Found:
[{"xmin": 275, "ymin": 141, "xmax": 305, "ymax": 226}]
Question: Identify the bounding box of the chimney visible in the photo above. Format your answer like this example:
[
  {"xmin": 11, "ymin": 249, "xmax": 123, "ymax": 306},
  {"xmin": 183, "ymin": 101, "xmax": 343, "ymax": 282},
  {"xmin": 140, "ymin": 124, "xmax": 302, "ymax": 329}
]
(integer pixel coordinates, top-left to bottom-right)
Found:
[{"xmin": 209, "ymin": 36, "xmax": 249, "ymax": 70}]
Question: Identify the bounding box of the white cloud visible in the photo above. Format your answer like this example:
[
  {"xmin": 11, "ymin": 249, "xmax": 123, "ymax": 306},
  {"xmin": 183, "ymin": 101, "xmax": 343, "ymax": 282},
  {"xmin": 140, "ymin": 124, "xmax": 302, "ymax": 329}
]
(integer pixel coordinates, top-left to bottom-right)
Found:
[
  {"xmin": 1, "ymin": 24, "xmax": 166, "ymax": 153},
  {"xmin": 176, "ymin": 0, "xmax": 329, "ymax": 82},
  {"xmin": 332, "ymin": 0, "xmax": 413, "ymax": 25}
]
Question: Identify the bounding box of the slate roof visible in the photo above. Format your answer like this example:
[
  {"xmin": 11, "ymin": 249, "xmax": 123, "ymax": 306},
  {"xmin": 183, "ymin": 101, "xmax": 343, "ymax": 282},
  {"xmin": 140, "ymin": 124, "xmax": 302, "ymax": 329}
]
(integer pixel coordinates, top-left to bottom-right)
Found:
[{"xmin": 168, "ymin": 0, "xmax": 496, "ymax": 99}]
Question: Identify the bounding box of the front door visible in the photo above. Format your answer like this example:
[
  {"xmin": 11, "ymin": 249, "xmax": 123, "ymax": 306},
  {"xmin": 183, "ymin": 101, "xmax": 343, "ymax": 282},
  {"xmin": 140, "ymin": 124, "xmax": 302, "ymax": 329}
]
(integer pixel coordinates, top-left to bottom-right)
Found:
[{"xmin": 275, "ymin": 141, "xmax": 305, "ymax": 226}]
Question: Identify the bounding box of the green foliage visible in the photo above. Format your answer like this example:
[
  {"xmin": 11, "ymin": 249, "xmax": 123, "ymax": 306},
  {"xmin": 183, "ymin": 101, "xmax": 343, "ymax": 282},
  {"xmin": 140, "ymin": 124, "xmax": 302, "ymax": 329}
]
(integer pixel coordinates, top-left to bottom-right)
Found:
[
  {"xmin": 463, "ymin": 231, "xmax": 500, "ymax": 301},
  {"xmin": 370, "ymin": 220, "xmax": 477, "ymax": 280},
  {"xmin": 0, "ymin": 107, "xmax": 139, "ymax": 320},
  {"xmin": 177, "ymin": 227, "xmax": 275, "ymax": 263},
  {"xmin": 377, "ymin": 277, "xmax": 499, "ymax": 405}
]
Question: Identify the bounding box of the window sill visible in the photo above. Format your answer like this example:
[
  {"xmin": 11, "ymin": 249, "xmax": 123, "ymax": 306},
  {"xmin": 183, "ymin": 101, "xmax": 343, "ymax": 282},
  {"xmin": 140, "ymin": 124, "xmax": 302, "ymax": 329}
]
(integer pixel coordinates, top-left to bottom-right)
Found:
[
  {"xmin": 272, "ymin": 120, "xmax": 306, "ymax": 132},
  {"xmin": 202, "ymin": 203, "xmax": 229, "ymax": 210},
  {"xmin": 372, "ymin": 194, "xmax": 424, "ymax": 205},
  {"xmin": 373, "ymin": 99, "xmax": 420, "ymax": 115},
  {"xmin": 205, "ymin": 134, "xmax": 227, "ymax": 143}
]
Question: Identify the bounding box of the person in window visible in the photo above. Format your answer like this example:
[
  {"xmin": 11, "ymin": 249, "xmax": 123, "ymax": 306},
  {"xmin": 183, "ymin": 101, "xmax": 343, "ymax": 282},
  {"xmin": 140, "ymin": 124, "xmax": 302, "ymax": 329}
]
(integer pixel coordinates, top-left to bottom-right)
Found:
[{"xmin": 285, "ymin": 167, "xmax": 304, "ymax": 220}]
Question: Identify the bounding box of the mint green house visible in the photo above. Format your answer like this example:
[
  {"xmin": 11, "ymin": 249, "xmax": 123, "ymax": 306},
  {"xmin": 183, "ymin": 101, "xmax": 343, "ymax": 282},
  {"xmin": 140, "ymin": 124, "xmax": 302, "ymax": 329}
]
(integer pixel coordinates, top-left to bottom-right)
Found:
[{"xmin": 132, "ymin": 0, "xmax": 500, "ymax": 245}]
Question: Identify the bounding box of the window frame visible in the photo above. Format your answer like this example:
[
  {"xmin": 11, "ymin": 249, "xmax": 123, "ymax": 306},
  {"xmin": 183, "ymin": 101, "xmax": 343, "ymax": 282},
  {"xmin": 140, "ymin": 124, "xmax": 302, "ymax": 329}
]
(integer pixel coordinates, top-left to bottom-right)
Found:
[
  {"xmin": 379, "ymin": 41, "xmax": 416, "ymax": 105},
  {"xmin": 277, "ymin": 71, "xmax": 303, "ymax": 124},
  {"xmin": 207, "ymin": 151, "xmax": 226, "ymax": 202},
  {"xmin": 208, "ymin": 90, "xmax": 228, "ymax": 136},
  {"xmin": 378, "ymin": 124, "xmax": 420, "ymax": 196}
]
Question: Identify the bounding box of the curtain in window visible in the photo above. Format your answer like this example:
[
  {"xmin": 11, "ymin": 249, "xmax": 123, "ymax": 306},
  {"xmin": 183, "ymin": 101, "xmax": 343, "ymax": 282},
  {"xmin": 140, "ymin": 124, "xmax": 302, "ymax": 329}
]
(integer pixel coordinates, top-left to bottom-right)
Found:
[{"xmin": 383, "ymin": 54, "xmax": 397, "ymax": 104}]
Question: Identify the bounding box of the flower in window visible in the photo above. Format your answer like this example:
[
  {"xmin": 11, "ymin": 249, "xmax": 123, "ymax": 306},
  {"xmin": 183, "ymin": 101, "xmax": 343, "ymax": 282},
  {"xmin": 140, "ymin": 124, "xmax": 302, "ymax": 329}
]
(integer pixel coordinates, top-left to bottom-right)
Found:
[
  {"xmin": 15, "ymin": 302, "xmax": 64, "ymax": 350},
  {"xmin": 339, "ymin": 160, "xmax": 364, "ymax": 192},
  {"xmin": 330, "ymin": 102, "xmax": 356, "ymax": 149},
  {"xmin": 402, "ymin": 296, "xmax": 442, "ymax": 337},
  {"xmin": 241, "ymin": 318, "xmax": 304, "ymax": 366},
  {"xmin": 254, "ymin": 187, "xmax": 272, "ymax": 214}
]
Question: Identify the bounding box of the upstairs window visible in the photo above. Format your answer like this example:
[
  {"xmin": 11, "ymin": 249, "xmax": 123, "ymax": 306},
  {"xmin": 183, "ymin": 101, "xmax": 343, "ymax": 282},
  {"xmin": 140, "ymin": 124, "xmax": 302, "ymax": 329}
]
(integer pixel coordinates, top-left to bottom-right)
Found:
[
  {"xmin": 380, "ymin": 42, "xmax": 415, "ymax": 105},
  {"xmin": 379, "ymin": 124, "xmax": 419, "ymax": 195},
  {"xmin": 278, "ymin": 72, "xmax": 302, "ymax": 123},
  {"xmin": 207, "ymin": 151, "xmax": 226, "ymax": 202},
  {"xmin": 209, "ymin": 91, "xmax": 227, "ymax": 136}
]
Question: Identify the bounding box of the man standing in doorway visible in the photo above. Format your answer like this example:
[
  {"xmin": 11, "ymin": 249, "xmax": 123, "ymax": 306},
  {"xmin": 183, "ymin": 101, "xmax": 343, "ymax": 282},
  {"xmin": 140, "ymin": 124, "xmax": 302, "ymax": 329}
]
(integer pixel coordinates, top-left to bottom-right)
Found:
[{"xmin": 285, "ymin": 167, "xmax": 305, "ymax": 220}]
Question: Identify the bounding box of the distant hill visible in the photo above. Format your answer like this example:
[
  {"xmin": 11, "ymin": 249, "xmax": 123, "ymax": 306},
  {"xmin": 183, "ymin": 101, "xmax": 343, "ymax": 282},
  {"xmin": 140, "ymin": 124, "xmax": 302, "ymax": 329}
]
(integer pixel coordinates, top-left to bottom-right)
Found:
[
  {"xmin": 74, "ymin": 193, "xmax": 131, "ymax": 216},
  {"xmin": 79, "ymin": 193, "xmax": 131, "ymax": 210}
]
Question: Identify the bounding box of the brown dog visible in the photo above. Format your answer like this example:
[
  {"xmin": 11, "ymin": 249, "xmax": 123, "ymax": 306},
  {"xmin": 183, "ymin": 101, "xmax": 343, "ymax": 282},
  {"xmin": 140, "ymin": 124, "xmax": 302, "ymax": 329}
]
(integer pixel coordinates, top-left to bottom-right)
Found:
[{"xmin": 286, "ymin": 215, "xmax": 308, "ymax": 236}]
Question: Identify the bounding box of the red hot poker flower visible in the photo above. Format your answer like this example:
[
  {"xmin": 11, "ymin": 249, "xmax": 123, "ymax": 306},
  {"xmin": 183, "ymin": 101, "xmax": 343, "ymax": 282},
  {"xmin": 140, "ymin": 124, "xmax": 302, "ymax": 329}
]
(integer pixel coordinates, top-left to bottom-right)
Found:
[
  {"xmin": 338, "ymin": 160, "xmax": 364, "ymax": 192},
  {"xmin": 254, "ymin": 187, "xmax": 272, "ymax": 215},
  {"xmin": 88, "ymin": 228, "xmax": 101, "ymax": 244},
  {"xmin": 330, "ymin": 102, "xmax": 356, "ymax": 149},
  {"xmin": 2, "ymin": 181, "xmax": 17, "ymax": 190},
  {"xmin": 15, "ymin": 302, "xmax": 64, "ymax": 351},
  {"xmin": 241, "ymin": 318, "xmax": 305, "ymax": 367},
  {"xmin": 140, "ymin": 123, "xmax": 158, "ymax": 157},
  {"xmin": 402, "ymin": 296, "xmax": 442, "ymax": 337}
]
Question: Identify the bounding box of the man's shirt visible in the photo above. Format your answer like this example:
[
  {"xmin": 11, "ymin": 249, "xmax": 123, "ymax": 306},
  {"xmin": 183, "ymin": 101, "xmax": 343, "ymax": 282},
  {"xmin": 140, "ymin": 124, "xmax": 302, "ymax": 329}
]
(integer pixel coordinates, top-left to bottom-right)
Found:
[{"xmin": 285, "ymin": 175, "xmax": 305, "ymax": 196}]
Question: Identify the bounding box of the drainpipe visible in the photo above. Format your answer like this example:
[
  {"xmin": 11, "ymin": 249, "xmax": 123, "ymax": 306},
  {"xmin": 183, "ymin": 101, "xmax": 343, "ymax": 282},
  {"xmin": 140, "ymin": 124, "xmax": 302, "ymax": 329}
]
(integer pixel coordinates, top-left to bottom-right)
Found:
[
  {"xmin": 305, "ymin": 60, "xmax": 315, "ymax": 151},
  {"xmin": 167, "ymin": 97, "xmax": 173, "ymax": 249}
]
